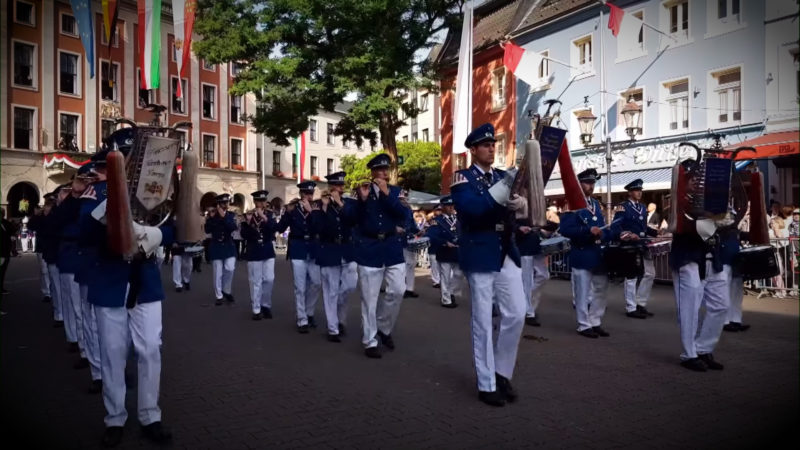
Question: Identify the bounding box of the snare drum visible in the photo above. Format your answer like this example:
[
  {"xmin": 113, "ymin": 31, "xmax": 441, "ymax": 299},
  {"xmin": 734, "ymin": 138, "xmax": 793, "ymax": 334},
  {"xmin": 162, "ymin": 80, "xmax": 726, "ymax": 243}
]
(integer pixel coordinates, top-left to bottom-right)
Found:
[
  {"xmin": 734, "ymin": 245, "xmax": 780, "ymax": 281},
  {"xmin": 183, "ymin": 245, "xmax": 205, "ymax": 256},
  {"xmin": 645, "ymin": 240, "xmax": 672, "ymax": 259},
  {"xmin": 540, "ymin": 236, "xmax": 571, "ymax": 255},
  {"xmin": 406, "ymin": 236, "xmax": 430, "ymax": 252},
  {"xmin": 604, "ymin": 245, "xmax": 643, "ymax": 279}
]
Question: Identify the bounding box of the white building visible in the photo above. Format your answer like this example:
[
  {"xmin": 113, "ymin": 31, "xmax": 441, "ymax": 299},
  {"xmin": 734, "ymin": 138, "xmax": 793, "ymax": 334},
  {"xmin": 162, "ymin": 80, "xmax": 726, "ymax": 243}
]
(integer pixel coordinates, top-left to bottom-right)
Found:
[{"xmin": 395, "ymin": 87, "xmax": 441, "ymax": 144}]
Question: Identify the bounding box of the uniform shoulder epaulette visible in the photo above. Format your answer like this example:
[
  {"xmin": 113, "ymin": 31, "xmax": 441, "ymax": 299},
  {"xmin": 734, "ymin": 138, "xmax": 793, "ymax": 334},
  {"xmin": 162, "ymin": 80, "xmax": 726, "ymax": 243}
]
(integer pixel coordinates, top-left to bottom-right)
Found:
[
  {"xmin": 613, "ymin": 203, "xmax": 625, "ymax": 213},
  {"xmin": 80, "ymin": 186, "xmax": 97, "ymax": 200},
  {"xmin": 450, "ymin": 170, "xmax": 468, "ymax": 187}
]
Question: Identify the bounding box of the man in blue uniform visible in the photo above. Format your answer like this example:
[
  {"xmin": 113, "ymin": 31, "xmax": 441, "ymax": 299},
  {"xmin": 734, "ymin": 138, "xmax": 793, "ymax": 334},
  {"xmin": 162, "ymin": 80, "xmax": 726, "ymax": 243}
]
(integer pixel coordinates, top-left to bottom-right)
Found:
[
  {"xmin": 41, "ymin": 190, "xmax": 65, "ymax": 328},
  {"xmin": 314, "ymin": 172, "xmax": 357, "ymax": 342},
  {"xmin": 241, "ymin": 190, "xmax": 278, "ymax": 320},
  {"xmin": 205, "ymin": 194, "xmax": 237, "ymax": 306},
  {"xmin": 560, "ymin": 168, "xmax": 613, "ymax": 339},
  {"xmin": 168, "ymin": 215, "xmax": 193, "ymax": 293},
  {"xmin": 399, "ymin": 190, "xmax": 421, "ymax": 298},
  {"xmin": 450, "ymin": 123, "xmax": 526, "ymax": 406},
  {"xmin": 426, "ymin": 196, "xmax": 462, "ymax": 308},
  {"xmin": 349, "ymin": 154, "xmax": 408, "ymax": 358},
  {"xmin": 26, "ymin": 204, "xmax": 52, "ymax": 303},
  {"xmin": 516, "ymin": 211, "xmax": 552, "ymax": 327},
  {"xmin": 278, "ymin": 181, "xmax": 322, "ymax": 333},
  {"xmin": 81, "ymin": 146, "xmax": 171, "ymax": 446},
  {"xmin": 612, "ymin": 179, "xmax": 658, "ymax": 319}
]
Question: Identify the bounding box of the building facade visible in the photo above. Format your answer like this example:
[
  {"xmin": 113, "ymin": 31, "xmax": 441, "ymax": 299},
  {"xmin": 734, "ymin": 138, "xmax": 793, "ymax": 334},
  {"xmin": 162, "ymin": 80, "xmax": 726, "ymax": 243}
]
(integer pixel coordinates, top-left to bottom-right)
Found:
[{"xmin": 395, "ymin": 87, "xmax": 442, "ymax": 145}]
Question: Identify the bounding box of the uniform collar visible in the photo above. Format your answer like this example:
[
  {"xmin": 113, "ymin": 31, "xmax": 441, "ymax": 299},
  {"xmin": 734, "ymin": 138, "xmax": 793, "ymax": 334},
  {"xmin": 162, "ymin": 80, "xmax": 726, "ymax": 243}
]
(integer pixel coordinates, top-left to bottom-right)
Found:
[{"xmin": 471, "ymin": 164, "xmax": 493, "ymax": 176}]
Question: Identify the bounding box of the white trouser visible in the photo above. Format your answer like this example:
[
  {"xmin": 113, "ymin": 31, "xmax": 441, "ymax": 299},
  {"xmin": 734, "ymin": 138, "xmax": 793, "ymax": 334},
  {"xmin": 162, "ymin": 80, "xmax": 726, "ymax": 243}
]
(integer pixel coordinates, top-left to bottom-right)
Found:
[
  {"xmin": 48, "ymin": 264, "xmax": 63, "ymax": 321},
  {"xmin": 340, "ymin": 261, "xmax": 358, "ymax": 300},
  {"xmin": 38, "ymin": 254, "xmax": 50, "ymax": 296},
  {"xmin": 212, "ymin": 257, "xmax": 236, "ymax": 299},
  {"xmin": 572, "ymin": 267, "xmax": 609, "ymax": 332},
  {"xmin": 466, "ymin": 257, "xmax": 526, "ymax": 392},
  {"xmin": 429, "ymin": 254, "xmax": 441, "ymax": 284},
  {"xmin": 358, "ymin": 263, "xmax": 405, "ymax": 348},
  {"xmin": 403, "ymin": 248, "xmax": 417, "ymax": 292},
  {"xmin": 321, "ymin": 264, "xmax": 349, "ymax": 335},
  {"xmin": 247, "ymin": 259, "xmax": 275, "ymax": 314},
  {"xmin": 96, "ymin": 301, "xmax": 162, "ymax": 427},
  {"xmin": 439, "ymin": 261, "xmax": 464, "ymax": 305},
  {"xmin": 673, "ymin": 262, "xmax": 731, "ymax": 360},
  {"xmin": 155, "ymin": 247, "xmax": 165, "ymax": 266},
  {"xmin": 521, "ymin": 255, "xmax": 549, "ymax": 318},
  {"xmin": 726, "ymin": 276, "xmax": 744, "ymax": 324},
  {"xmin": 624, "ymin": 257, "xmax": 655, "ymax": 312},
  {"xmin": 60, "ymin": 273, "xmax": 84, "ymax": 354},
  {"xmin": 291, "ymin": 258, "xmax": 321, "ymax": 326},
  {"xmin": 80, "ymin": 284, "xmax": 101, "ymax": 381},
  {"xmin": 172, "ymin": 254, "xmax": 193, "ymax": 288}
]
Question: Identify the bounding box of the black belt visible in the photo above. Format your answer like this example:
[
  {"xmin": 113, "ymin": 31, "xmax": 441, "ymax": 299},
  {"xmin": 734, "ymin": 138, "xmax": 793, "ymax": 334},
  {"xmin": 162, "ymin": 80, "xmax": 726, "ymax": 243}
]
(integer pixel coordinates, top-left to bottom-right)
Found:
[
  {"xmin": 289, "ymin": 234, "xmax": 315, "ymax": 241},
  {"xmin": 362, "ymin": 231, "xmax": 396, "ymax": 241}
]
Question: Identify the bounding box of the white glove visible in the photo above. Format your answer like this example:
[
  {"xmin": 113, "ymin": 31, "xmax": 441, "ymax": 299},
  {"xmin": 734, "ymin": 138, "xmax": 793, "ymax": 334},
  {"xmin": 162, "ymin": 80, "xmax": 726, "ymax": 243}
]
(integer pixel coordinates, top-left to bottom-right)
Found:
[
  {"xmin": 132, "ymin": 222, "xmax": 163, "ymax": 257},
  {"xmin": 488, "ymin": 171, "xmax": 515, "ymax": 205},
  {"xmin": 91, "ymin": 200, "xmax": 107, "ymax": 224}
]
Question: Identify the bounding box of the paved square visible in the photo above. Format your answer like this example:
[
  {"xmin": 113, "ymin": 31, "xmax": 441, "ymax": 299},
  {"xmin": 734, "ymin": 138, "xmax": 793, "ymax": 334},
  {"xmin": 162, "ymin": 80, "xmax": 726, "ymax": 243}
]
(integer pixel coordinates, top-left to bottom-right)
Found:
[{"xmin": 1, "ymin": 254, "xmax": 798, "ymax": 449}]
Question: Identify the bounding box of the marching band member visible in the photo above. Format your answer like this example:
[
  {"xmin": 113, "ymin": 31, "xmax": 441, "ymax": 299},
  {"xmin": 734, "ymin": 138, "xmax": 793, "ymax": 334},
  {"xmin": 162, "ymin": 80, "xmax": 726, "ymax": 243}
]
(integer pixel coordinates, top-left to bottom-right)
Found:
[
  {"xmin": 516, "ymin": 212, "xmax": 552, "ymax": 328},
  {"xmin": 314, "ymin": 172, "xmax": 356, "ymax": 342},
  {"xmin": 724, "ymin": 227, "xmax": 749, "ymax": 333},
  {"xmin": 349, "ymin": 154, "xmax": 408, "ymax": 358},
  {"xmin": 169, "ymin": 216, "xmax": 193, "ymax": 293},
  {"xmin": 278, "ymin": 181, "xmax": 322, "ymax": 333},
  {"xmin": 26, "ymin": 204, "xmax": 52, "ymax": 303},
  {"xmin": 451, "ymin": 123, "xmax": 526, "ymax": 407},
  {"xmin": 612, "ymin": 179, "xmax": 658, "ymax": 319},
  {"xmin": 40, "ymin": 192, "xmax": 64, "ymax": 326},
  {"xmin": 81, "ymin": 147, "xmax": 171, "ymax": 446},
  {"xmin": 205, "ymin": 194, "xmax": 237, "ymax": 306},
  {"xmin": 53, "ymin": 183, "xmax": 85, "ymax": 355},
  {"xmin": 560, "ymin": 168, "xmax": 613, "ymax": 339},
  {"xmin": 241, "ymin": 190, "xmax": 278, "ymax": 320},
  {"xmin": 400, "ymin": 190, "xmax": 421, "ymax": 298},
  {"xmin": 426, "ymin": 196, "xmax": 462, "ymax": 308}
]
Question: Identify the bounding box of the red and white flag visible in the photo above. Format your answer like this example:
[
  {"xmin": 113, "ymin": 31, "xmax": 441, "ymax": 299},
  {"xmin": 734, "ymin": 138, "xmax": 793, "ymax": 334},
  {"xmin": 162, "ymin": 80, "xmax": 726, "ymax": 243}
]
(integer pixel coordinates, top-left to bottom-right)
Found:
[
  {"xmin": 502, "ymin": 41, "xmax": 545, "ymax": 87},
  {"xmin": 607, "ymin": 3, "xmax": 643, "ymax": 40},
  {"xmin": 173, "ymin": 0, "xmax": 197, "ymax": 98}
]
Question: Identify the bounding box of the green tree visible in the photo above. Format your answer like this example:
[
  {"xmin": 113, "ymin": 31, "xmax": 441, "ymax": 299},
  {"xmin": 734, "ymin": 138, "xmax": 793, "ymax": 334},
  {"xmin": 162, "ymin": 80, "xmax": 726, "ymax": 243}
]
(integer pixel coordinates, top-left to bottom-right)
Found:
[
  {"xmin": 338, "ymin": 142, "xmax": 442, "ymax": 193},
  {"xmin": 193, "ymin": 0, "xmax": 461, "ymax": 182}
]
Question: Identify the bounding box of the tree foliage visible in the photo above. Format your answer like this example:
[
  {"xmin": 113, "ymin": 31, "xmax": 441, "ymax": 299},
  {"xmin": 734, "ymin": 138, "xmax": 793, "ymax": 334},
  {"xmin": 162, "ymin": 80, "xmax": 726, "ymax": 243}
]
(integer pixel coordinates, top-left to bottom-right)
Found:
[
  {"xmin": 193, "ymin": 0, "xmax": 461, "ymax": 181},
  {"xmin": 339, "ymin": 141, "xmax": 442, "ymax": 193}
]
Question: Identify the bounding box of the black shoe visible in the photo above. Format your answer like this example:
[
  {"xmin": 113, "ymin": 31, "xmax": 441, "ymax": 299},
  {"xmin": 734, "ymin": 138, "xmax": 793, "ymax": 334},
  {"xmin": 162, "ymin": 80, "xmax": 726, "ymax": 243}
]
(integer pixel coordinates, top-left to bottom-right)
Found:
[
  {"xmin": 441, "ymin": 302, "xmax": 458, "ymax": 309},
  {"xmin": 525, "ymin": 316, "xmax": 540, "ymax": 327},
  {"xmin": 626, "ymin": 310, "xmax": 648, "ymax": 319},
  {"xmin": 698, "ymin": 353, "xmax": 724, "ymax": 370},
  {"xmin": 478, "ymin": 390, "xmax": 506, "ymax": 407},
  {"xmin": 636, "ymin": 305, "xmax": 654, "ymax": 317},
  {"xmin": 578, "ymin": 329, "xmax": 599, "ymax": 339},
  {"xmin": 102, "ymin": 426, "xmax": 124, "ymax": 448},
  {"xmin": 723, "ymin": 323, "xmax": 740, "ymax": 332},
  {"xmin": 43, "ymin": 295, "xmax": 52, "ymax": 303},
  {"xmin": 68, "ymin": 342, "xmax": 79, "ymax": 353},
  {"xmin": 403, "ymin": 290, "xmax": 419, "ymax": 298},
  {"xmin": 364, "ymin": 346, "xmax": 382, "ymax": 359},
  {"xmin": 175, "ymin": 286, "xmax": 183, "ymax": 293},
  {"xmin": 252, "ymin": 313, "xmax": 262, "ymax": 321},
  {"xmin": 262, "ymin": 307, "xmax": 272, "ymax": 319},
  {"xmin": 141, "ymin": 421, "xmax": 172, "ymax": 444},
  {"xmin": 74, "ymin": 358, "xmax": 89, "ymax": 369},
  {"xmin": 377, "ymin": 331, "xmax": 395, "ymax": 350},
  {"xmin": 680, "ymin": 358, "xmax": 708, "ymax": 372},
  {"xmin": 53, "ymin": 320, "xmax": 64, "ymax": 328},
  {"xmin": 224, "ymin": 293, "xmax": 235, "ymax": 303},
  {"xmin": 297, "ymin": 324, "xmax": 309, "ymax": 334},
  {"xmin": 432, "ymin": 283, "xmax": 441, "ymax": 289},
  {"xmin": 327, "ymin": 334, "xmax": 341, "ymax": 343},
  {"xmin": 496, "ymin": 374, "xmax": 517, "ymax": 403},
  {"xmin": 88, "ymin": 379, "xmax": 102, "ymax": 394},
  {"xmin": 215, "ymin": 298, "xmax": 223, "ymax": 306},
  {"xmin": 183, "ymin": 282, "xmax": 191, "ymax": 291},
  {"xmin": 338, "ymin": 324, "xmax": 346, "ymax": 336},
  {"xmin": 308, "ymin": 316, "xmax": 317, "ymax": 328},
  {"xmin": 592, "ymin": 326, "xmax": 610, "ymax": 337},
  {"xmin": 737, "ymin": 323, "xmax": 751, "ymax": 332}
]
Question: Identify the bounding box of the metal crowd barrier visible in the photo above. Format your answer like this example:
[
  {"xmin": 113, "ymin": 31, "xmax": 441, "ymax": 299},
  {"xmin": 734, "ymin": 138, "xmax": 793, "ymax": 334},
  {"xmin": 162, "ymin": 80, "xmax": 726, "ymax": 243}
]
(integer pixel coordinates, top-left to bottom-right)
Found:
[{"xmin": 546, "ymin": 237, "xmax": 799, "ymax": 299}]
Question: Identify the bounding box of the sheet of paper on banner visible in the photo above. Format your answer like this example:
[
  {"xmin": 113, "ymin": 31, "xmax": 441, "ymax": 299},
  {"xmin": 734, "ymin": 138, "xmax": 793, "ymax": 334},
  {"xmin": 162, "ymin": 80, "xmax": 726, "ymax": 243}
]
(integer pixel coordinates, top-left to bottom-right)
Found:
[{"xmin": 136, "ymin": 135, "xmax": 179, "ymax": 211}]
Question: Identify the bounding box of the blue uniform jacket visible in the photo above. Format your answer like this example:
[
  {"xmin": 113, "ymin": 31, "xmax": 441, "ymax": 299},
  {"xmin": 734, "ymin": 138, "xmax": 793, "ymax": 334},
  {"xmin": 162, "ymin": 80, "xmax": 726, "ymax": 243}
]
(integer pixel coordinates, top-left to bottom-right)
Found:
[
  {"xmin": 559, "ymin": 198, "xmax": 612, "ymax": 271},
  {"xmin": 40, "ymin": 212, "xmax": 61, "ymax": 264},
  {"xmin": 313, "ymin": 199, "xmax": 355, "ymax": 267},
  {"xmin": 27, "ymin": 214, "xmax": 45, "ymax": 253},
  {"xmin": 450, "ymin": 165, "xmax": 520, "ymax": 273},
  {"xmin": 205, "ymin": 211, "xmax": 237, "ymax": 260},
  {"xmin": 53, "ymin": 196, "xmax": 83, "ymax": 274},
  {"xmin": 426, "ymin": 214, "xmax": 460, "ymax": 263},
  {"xmin": 347, "ymin": 185, "xmax": 406, "ymax": 268},
  {"xmin": 611, "ymin": 200, "xmax": 658, "ymax": 245},
  {"xmin": 515, "ymin": 219, "xmax": 542, "ymax": 256},
  {"xmin": 400, "ymin": 207, "xmax": 420, "ymax": 248},
  {"xmin": 240, "ymin": 214, "xmax": 277, "ymax": 261},
  {"xmin": 78, "ymin": 181, "xmax": 165, "ymax": 308},
  {"xmin": 718, "ymin": 228, "xmax": 740, "ymax": 267},
  {"xmin": 277, "ymin": 205, "xmax": 318, "ymax": 261}
]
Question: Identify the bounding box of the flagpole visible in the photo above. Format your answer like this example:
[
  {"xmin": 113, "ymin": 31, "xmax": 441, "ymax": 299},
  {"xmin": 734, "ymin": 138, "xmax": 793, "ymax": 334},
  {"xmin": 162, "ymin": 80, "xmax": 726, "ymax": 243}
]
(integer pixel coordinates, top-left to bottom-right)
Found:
[{"xmin": 599, "ymin": 1, "xmax": 612, "ymax": 220}]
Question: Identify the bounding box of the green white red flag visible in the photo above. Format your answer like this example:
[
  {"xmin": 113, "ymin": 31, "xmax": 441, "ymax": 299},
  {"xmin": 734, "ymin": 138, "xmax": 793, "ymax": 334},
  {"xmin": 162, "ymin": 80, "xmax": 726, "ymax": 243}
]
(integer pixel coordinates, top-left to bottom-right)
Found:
[
  {"xmin": 138, "ymin": 0, "xmax": 162, "ymax": 90},
  {"xmin": 294, "ymin": 133, "xmax": 306, "ymax": 183}
]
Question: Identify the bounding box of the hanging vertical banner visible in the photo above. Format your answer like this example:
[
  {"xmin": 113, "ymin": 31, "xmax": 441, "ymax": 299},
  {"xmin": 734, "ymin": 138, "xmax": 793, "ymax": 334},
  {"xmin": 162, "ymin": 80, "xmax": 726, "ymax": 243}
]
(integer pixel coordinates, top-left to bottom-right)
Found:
[
  {"xmin": 172, "ymin": 0, "xmax": 197, "ymax": 98},
  {"xmin": 294, "ymin": 132, "xmax": 306, "ymax": 183},
  {"xmin": 102, "ymin": 0, "xmax": 119, "ymax": 48},
  {"xmin": 138, "ymin": 0, "xmax": 162, "ymax": 89},
  {"xmin": 69, "ymin": 0, "xmax": 95, "ymax": 78},
  {"xmin": 452, "ymin": 4, "xmax": 473, "ymax": 155}
]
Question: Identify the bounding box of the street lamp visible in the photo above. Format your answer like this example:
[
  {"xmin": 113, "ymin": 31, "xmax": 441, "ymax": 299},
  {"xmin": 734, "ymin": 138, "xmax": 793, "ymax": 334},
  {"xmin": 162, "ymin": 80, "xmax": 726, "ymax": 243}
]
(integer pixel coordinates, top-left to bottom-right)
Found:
[
  {"xmin": 621, "ymin": 95, "xmax": 642, "ymax": 140},
  {"xmin": 577, "ymin": 109, "xmax": 597, "ymax": 147}
]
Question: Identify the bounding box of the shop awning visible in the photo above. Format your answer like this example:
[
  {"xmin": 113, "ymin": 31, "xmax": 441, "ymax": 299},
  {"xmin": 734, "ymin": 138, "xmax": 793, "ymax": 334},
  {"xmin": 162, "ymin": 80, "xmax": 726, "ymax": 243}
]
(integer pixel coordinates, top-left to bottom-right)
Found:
[
  {"xmin": 544, "ymin": 168, "xmax": 673, "ymax": 196},
  {"xmin": 729, "ymin": 130, "xmax": 799, "ymax": 160}
]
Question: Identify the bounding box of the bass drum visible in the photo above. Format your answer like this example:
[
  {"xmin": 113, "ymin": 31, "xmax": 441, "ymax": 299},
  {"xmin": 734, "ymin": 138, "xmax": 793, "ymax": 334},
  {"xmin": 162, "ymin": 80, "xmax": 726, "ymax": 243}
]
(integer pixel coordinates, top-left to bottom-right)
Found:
[
  {"xmin": 604, "ymin": 245, "xmax": 643, "ymax": 279},
  {"xmin": 734, "ymin": 245, "xmax": 780, "ymax": 281}
]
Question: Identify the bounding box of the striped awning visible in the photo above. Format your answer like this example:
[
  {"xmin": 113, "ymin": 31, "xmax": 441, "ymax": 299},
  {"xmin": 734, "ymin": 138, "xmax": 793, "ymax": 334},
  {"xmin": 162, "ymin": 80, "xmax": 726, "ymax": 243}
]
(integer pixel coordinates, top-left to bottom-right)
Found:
[{"xmin": 544, "ymin": 168, "xmax": 673, "ymax": 196}]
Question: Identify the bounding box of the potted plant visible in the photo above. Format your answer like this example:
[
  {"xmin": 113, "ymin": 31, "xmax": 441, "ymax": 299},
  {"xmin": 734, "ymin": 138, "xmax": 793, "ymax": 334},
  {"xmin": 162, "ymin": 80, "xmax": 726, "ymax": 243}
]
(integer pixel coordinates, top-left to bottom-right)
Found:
[
  {"xmin": 232, "ymin": 164, "xmax": 245, "ymax": 171},
  {"xmin": 291, "ymin": 172, "xmax": 298, "ymax": 179},
  {"xmin": 204, "ymin": 161, "xmax": 220, "ymax": 168},
  {"xmin": 272, "ymin": 170, "xmax": 284, "ymax": 177},
  {"xmin": 311, "ymin": 175, "xmax": 321, "ymax": 181}
]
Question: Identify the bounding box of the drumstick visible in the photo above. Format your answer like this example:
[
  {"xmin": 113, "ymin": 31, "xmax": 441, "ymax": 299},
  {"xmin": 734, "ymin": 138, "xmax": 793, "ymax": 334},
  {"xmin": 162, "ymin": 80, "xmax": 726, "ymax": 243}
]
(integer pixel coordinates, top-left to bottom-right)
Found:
[{"xmin": 598, "ymin": 218, "xmax": 622, "ymax": 230}]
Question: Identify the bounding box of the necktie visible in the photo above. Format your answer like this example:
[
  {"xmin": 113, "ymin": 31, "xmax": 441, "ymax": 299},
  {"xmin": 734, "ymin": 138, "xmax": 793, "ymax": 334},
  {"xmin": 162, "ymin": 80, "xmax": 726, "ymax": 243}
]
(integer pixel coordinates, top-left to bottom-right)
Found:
[{"xmin": 484, "ymin": 172, "xmax": 493, "ymax": 184}]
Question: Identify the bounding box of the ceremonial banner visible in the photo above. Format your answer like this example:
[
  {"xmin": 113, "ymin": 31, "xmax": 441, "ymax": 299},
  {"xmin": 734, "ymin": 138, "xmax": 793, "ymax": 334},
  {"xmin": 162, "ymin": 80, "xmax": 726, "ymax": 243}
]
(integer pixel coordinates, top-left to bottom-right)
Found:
[
  {"xmin": 172, "ymin": 0, "xmax": 197, "ymax": 97},
  {"xmin": 537, "ymin": 126, "xmax": 567, "ymax": 184},
  {"xmin": 136, "ymin": 136, "xmax": 178, "ymax": 210}
]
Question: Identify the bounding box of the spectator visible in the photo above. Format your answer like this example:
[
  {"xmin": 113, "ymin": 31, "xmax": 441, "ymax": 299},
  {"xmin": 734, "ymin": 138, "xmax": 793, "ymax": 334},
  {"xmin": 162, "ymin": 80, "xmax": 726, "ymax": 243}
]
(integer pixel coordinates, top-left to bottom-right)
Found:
[
  {"xmin": 2, "ymin": 207, "xmax": 18, "ymax": 304},
  {"xmin": 770, "ymin": 212, "xmax": 789, "ymax": 297}
]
